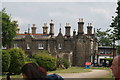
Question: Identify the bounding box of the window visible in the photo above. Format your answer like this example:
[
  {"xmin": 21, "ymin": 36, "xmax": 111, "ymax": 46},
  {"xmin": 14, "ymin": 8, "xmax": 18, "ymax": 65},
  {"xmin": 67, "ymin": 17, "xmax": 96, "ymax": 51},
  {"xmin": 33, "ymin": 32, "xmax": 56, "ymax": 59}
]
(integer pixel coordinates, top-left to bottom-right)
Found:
[
  {"xmin": 2, "ymin": 46, "xmax": 6, "ymax": 49},
  {"xmin": 58, "ymin": 44, "xmax": 62, "ymax": 49},
  {"xmin": 91, "ymin": 41, "xmax": 93, "ymax": 49},
  {"xmin": 14, "ymin": 44, "xmax": 18, "ymax": 48},
  {"xmin": 38, "ymin": 44, "xmax": 44, "ymax": 49},
  {"xmin": 27, "ymin": 44, "xmax": 30, "ymax": 49},
  {"xmin": 100, "ymin": 49, "xmax": 105, "ymax": 54},
  {"xmin": 106, "ymin": 50, "xmax": 112, "ymax": 54}
]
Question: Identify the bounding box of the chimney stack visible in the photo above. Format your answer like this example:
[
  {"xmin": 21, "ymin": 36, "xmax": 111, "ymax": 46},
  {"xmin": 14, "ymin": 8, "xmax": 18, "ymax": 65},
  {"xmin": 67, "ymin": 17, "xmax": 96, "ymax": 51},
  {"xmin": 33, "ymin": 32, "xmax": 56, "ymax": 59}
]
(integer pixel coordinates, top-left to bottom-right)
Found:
[
  {"xmin": 31, "ymin": 24, "xmax": 36, "ymax": 34},
  {"xmin": 65, "ymin": 23, "xmax": 71, "ymax": 37},
  {"xmin": 49, "ymin": 20, "xmax": 54, "ymax": 37},
  {"xmin": 78, "ymin": 18, "xmax": 84, "ymax": 35},
  {"xmin": 87, "ymin": 23, "xmax": 92, "ymax": 35},
  {"xmin": 16, "ymin": 24, "xmax": 20, "ymax": 34},
  {"xmin": 24, "ymin": 30, "xmax": 27, "ymax": 34},
  {"xmin": 73, "ymin": 29, "xmax": 76, "ymax": 37},
  {"xmin": 43, "ymin": 23, "xmax": 48, "ymax": 34}
]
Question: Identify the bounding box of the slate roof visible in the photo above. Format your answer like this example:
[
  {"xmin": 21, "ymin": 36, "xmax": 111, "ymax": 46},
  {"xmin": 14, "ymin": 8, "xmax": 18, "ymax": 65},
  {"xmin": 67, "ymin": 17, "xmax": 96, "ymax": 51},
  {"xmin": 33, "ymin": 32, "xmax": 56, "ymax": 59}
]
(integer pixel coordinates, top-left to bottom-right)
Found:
[
  {"xmin": 98, "ymin": 46, "xmax": 116, "ymax": 49},
  {"xmin": 14, "ymin": 33, "xmax": 50, "ymax": 39}
]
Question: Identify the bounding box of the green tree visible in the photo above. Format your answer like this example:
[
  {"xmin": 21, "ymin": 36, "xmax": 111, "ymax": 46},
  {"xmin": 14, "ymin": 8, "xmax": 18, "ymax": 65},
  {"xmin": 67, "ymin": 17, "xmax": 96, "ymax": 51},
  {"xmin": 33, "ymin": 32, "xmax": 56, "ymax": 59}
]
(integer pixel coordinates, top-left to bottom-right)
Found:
[
  {"xmin": 96, "ymin": 28, "xmax": 113, "ymax": 46},
  {"xmin": 117, "ymin": 46, "xmax": 120, "ymax": 54},
  {"xmin": 110, "ymin": 1, "xmax": 120, "ymax": 40},
  {"xmin": 0, "ymin": 8, "xmax": 17, "ymax": 47},
  {"xmin": 8, "ymin": 48, "xmax": 26, "ymax": 74}
]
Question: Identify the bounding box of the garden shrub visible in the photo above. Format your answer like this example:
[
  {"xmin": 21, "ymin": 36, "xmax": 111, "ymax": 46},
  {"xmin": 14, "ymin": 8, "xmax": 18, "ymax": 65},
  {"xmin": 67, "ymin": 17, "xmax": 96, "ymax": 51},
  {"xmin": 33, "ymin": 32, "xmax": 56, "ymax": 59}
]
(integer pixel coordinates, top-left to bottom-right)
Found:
[
  {"xmin": 62, "ymin": 59, "xmax": 70, "ymax": 69},
  {"xmin": 8, "ymin": 48, "xmax": 26, "ymax": 74},
  {"xmin": 32, "ymin": 51, "xmax": 57, "ymax": 71},
  {"xmin": 2, "ymin": 50, "xmax": 11, "ymax": 73},
  {"xmin": 57, "ymin": 58, "xmax": 70, "ymax": 69}
]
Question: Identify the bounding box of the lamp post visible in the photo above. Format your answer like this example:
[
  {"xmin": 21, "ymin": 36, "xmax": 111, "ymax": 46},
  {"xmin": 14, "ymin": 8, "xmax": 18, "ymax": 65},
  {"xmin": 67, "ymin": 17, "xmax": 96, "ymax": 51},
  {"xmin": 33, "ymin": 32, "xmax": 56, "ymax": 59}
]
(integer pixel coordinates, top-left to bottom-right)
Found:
[
  {"xmin": 117, "ymin": 40, "xmax": 120, "ymax": 55},
  {"xmin": 113, "ymin": 38, "xmax": 115, "ymax": 59}
]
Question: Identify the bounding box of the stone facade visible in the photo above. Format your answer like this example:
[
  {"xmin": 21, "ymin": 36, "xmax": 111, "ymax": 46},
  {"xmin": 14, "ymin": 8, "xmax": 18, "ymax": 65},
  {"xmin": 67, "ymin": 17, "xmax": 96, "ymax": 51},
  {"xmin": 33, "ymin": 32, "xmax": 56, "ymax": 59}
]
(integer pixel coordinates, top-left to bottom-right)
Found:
[{"xmin": 12, "ymin": 19, "xmax": 98, "ymax": 67}]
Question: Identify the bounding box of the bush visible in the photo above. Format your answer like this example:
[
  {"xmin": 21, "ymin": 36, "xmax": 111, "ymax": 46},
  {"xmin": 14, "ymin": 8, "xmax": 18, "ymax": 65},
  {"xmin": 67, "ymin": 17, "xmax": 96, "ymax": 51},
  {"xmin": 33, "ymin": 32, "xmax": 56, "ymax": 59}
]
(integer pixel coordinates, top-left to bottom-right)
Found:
[
  {"xmin": 2, "ymin": 50, "xmax": 11, "ymax": 72},
  {"xmin": 8, "ymin": 48, "xmax": 26, "ymax": 74},
  {"xmin": 57, "ymin": 58, "xmax": 70, "ymax": 69},
  {"xmin": 32, "ymin": 51, "xmax": 57, "ymax": 71},
  {"xmin": 63, "ymin": 59, "xmax": 70, "ymax": 69}
]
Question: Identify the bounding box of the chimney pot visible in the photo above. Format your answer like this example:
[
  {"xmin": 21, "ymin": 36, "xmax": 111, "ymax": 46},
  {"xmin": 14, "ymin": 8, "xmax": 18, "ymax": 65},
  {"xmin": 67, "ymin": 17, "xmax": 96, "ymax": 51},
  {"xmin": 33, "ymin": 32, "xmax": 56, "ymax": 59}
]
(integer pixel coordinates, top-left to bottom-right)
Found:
[
  {"xmin": 79, "ymin": 18, "xmax": 83, "ymax": 22},
  {"xmin": 44, "ymin": 23, "xmax": 47, "ymax": 26},
  {"xmin": 51, "ymin": 19, "xmax": 53, "ymax": 23},
  {"xmin": 33, "ymin": 24, "xmax": 35, "ymax": 27},
  {"xmin": 90, "ymin": 23, "xmax": 92, "ymax": 26}
]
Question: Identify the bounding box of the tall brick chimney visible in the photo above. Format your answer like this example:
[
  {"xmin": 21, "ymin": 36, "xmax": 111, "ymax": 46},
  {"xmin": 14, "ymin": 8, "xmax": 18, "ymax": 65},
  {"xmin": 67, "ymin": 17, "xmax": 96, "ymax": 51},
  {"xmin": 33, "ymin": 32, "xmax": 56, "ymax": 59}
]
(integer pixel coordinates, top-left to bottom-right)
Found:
[
  {"xmin": 43, "ymin": 23, "xmax": 48, "ymax": 34},
  {"xmin": 49, "ymin": 20, "xmax": 54, "ymax": 37},
  {"xmin": 31, "ymin": 24, "xmax": 36, "ymax": 34},
  {"xmin": 87, "ymin": 23, "xmax": 92, "ymax": 35},
  {"xmin": 78, "ymin": 18, "xmax": 84, "ymax": 35},
  {"xmin": 65, "ymin": 23, "xmax": 71, "ymax": 37},
  {"xmin": 16, "ymin": 24, "xmax": 20, "ymax": 34}
]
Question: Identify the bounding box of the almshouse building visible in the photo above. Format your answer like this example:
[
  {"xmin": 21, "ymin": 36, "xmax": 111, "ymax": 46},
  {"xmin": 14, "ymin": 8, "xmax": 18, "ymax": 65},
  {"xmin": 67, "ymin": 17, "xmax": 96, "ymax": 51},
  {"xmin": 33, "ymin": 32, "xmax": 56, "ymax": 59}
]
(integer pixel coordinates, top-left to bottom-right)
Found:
[{"xmin": 11, "ymin": 19, "xmax": 98, "ymax": 67}]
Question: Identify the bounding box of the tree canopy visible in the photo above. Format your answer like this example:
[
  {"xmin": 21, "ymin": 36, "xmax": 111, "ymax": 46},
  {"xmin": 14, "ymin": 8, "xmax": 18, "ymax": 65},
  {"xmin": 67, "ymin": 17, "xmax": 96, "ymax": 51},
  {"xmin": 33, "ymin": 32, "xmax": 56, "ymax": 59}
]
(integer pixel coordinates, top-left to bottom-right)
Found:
[
  {"xmin": 110, "ymin": 1, "xmax": 120, "ymax": 40},
  {"xmin": 1, "ymin": 8, "xmax": 17, "ymax": 47},
  {"xmin": 96, "ymin": 28, "xmax": 113, "ymax": 46}
]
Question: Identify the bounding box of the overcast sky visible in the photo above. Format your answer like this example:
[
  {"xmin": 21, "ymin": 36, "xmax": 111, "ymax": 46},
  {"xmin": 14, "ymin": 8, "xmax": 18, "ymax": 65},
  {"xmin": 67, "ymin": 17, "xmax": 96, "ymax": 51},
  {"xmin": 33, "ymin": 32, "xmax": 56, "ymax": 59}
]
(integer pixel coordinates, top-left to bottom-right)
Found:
[{"xmin": 1, "ymin": 0, "xmax": 118, "ymax": 36}]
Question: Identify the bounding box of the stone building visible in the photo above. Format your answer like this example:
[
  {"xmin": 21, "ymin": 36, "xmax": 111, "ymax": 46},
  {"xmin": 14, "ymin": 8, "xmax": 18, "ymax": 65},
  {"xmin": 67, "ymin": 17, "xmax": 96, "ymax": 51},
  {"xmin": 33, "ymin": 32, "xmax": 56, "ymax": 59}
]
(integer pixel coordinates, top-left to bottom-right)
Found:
[{"xmin": 12, "ymin": 19, "xmax": 98, "ymax": 67}]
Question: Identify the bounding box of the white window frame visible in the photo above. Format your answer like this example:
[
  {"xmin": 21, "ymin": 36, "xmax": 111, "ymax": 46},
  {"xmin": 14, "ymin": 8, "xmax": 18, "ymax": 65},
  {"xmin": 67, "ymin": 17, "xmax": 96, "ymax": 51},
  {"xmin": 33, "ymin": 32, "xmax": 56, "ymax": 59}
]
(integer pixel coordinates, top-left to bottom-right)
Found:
[
  {"xmin": 38, "ymin": 44, "xmax": 44, "ymax": 49},
  {"xmin": 14, "ymin": 44, "xmax": 18, "ymax": 48},
  {"xmin": 58, "ymin": 44, "xmax": 62, "ymax": 49},
  {"xmin": 2, "ymin": 46, "xmax": 7, "ymax": 49},
  {"xmin": 106, "ymin": 50, "xmax": 112, "ymax": 54},
  {"xmin": 100, "ymin": 49, "xmax": 105, "ymax": 54},
  {"xmin": 27, "ymin": 44, "xmax": 30, "ymax": 49},
  {"xmin": 91, "ymin": 41, "xmax": 93, "ymax": 49}
]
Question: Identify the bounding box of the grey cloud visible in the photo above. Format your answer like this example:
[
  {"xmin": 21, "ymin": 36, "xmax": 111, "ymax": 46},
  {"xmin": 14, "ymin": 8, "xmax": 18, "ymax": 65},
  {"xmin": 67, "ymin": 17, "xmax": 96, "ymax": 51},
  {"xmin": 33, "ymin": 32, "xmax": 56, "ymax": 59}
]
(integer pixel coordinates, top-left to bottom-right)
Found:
[
  {"xmin": 2, "ymin": 2, "xmax": 117, "ymax": 35},
  {"xmin": 2, "ymin": 0, "xmax": 117, "ymax": 2}
]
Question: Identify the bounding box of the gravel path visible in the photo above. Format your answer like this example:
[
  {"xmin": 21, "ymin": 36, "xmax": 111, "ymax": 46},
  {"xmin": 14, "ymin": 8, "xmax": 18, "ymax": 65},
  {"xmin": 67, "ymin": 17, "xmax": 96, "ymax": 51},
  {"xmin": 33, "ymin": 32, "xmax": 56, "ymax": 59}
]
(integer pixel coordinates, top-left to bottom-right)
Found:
[{"xmin": 58, "ymin": 70, "xmax": 110, "ymax": 78}]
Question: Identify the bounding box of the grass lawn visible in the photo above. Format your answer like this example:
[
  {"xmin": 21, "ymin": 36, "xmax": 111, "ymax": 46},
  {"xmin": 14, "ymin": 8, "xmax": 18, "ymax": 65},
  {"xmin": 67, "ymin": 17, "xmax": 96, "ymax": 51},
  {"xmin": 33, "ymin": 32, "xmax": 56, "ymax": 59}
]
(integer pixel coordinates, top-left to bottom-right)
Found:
[
  {"xmin": 48, "ymin": 67, "xmax": 91, "ymax": 74},
  {"xmin": 91, "ymin": 67, "xmax": 110, "ymax": 70}
]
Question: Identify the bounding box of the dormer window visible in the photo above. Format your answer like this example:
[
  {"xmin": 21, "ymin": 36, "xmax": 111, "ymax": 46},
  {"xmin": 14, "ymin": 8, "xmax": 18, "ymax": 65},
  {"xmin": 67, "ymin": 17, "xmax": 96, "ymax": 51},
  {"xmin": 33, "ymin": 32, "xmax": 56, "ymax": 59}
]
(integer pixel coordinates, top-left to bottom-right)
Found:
[
  {"xmin": 27, "ymin": 44, "xmax": 30, "ymax": 49},
  {"xmin": 58, "ymin": 44, "xmax": 62, "ymax": 49},
  {"xmin": 38, "ymin": 44, "xmax": 44, "ymax": 49},
  {"xmin": 14, "ymin": 44, "xmax": 18, "ymax": 48}
]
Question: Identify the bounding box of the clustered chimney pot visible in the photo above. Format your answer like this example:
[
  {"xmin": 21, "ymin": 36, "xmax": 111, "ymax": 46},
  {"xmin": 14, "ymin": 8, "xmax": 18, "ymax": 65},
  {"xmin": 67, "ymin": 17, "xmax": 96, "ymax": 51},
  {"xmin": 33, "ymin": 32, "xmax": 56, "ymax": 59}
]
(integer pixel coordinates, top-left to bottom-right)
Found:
[{"xmin": 33, "ymin": 24, "xmax": 36, "ymax": 27}]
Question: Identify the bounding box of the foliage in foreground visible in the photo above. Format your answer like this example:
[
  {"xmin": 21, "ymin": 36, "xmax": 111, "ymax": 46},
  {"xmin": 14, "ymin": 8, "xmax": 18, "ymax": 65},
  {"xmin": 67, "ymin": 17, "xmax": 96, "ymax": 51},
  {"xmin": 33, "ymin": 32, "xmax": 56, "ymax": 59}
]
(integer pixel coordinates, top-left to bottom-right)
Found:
[
  {"xmin": 2, "ymin": 50, "xmax": 11, "ymax": 72},
  {"xmin": 8, "ymin": 48, "xmax": 26, "ymax": 74},
  {"xmin": 1, "ymin": 8, "xmax": 17, "ymax": 47}
]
